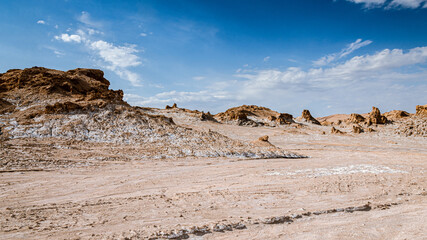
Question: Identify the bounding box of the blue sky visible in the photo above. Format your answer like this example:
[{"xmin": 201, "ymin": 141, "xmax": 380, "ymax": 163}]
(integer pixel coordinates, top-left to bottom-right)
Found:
[{"xmin": 1, "ymin": 0, "xmax": 426, "ymax": 116}]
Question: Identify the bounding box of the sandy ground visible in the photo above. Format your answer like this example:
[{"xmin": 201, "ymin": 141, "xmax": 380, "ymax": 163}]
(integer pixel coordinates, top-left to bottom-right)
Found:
[{"xmin": 1, "ymin": 119, "xmax": 426, "ymax": 239}]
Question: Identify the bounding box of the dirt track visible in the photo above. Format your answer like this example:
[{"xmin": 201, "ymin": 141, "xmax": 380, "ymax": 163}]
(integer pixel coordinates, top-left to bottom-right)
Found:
[{"xmin": 1, "ymin": 120, "xmax": 426, "ymax": 239}]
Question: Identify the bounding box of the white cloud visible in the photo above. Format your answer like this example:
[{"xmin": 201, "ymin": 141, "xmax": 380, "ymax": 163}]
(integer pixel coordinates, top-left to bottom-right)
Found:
[
  {"xmin": 89, "ymin": 40, "xmax": 142, "ymax": 86},
  {"xmin": 313, "ymin": 39, "xmax": 372, "ymax": 66},
  {"xmin": 54, "ymin": 20, "xmax": 143, "ymax": 86},
  {"xmin": 54, "ymin": 33, "xmax": 82, "ymax": 43},
  {"xmin": 89, "ymin": 40, "xmax": 141, "ymax": 69},
  {"xmin": 140, "ymin": 33, "xmax": 148, "ymax": 37},
  {"xmin": 263, "ymin": 56, "xmax": 270, "ymax": 62},
  {"xmin": 347, "ymin": 0, "xmax": 386, "ymax": 7},
  {"xmin": 389, "ymin": 0, "xmax": 427, "ymax": 8},
  {"xmin": 37, "ymin": 20, "xmax": 46, "ymax": 24},
  {"xmin": 246, "ymin": 46, "xmax": 427, "ymax": 91},
  {"xmin": 346, "ymin": 0, "xmax": 427, "ymax": 8},
  {"xmin": 129, "ymin": 45, "xmax": 427, "ymax": 115}
]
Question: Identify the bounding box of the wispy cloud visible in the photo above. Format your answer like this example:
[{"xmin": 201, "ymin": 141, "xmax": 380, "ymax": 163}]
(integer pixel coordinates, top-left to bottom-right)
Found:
[
  {"xmin": 37, "ymin": 20, "xmax": 46, "ymax": 25},
  {"xmin": 346, "ymin": 0, "xmax": 386, "ymax": 8},
  {"xmin": 78, "ymin": 11, "xmax": 102, "ymax": 28},
  {"xmin": 389, "ymin": 0, "xmax": 427, "ymax": 8},
  {"xmin": 346, "ymin": 0, "xmax": 427, "ymax": 9},
  {"xmin": 54, "ymin": 12, "xmax": 143, "ymax": 86},
  {"xmin": 313, "ymin": 39, "xmax": 372, "ymax": 66},
  {"xmin": 263, "ymin": 56, "xmax": 270, "ymax": 62},
  {"xmin": 129, "ymin": 45, "xmax": 427, "ymax": 114},
  {"xmin": 43, "ymin": 46, "xmax": 65, "ymax": 57}
]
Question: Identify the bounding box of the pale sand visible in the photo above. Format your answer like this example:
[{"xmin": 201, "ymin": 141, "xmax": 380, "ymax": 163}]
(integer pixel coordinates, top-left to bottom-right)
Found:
[{"xmin": 1, "ymin": 119, "xmax": 426, "ymax": 239}]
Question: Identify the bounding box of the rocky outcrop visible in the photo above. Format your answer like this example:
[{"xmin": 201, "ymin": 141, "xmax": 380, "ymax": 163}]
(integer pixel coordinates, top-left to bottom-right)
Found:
[
  {"xmin": 352, "ymin": 125, "xmax": 363, "ymax": 134},
  {"xmin": 276, "ymin": 113, "xmax": 294, "ymax": 124},
  {"xmin": 259, "ymin": 135, "xmax": 269, "ymax": 141},
  {"xmin": 0, "ymin": 67, "xmax": 124, "ymax": 104},
  {"xmin": 383, "ymin": 110, "xmax": 410, "ymax": 121},
  {"xmin": 416, "ymin": 104, "xmax": 427, "ymax": 117},
  {"xmin": 347, "ymin": 113, "xmax": 365, "ymax": 124},
  {"xmin": 316, "ymin": 114, "xmax": 349, "ymax": 126},
  {"xmin": 165, "ymin": 103, "xmax": 178, "ymax": 109},
  {"xmin": 367, "ymin": 107, "xmax": 388, "ymax": 125},
  {"xmin": 298, "ymin": 109, "xmax": 320, "ymax": 125},
  {"xmin": 214, "ymin": 105, "xmax": 293, "ymax": 126},
  {"xmin": 251, "ymin": 135, "xmax": 275, "ymax": 148},
  {"xmin": 394, "ymin": 118, "xmax": 427, "ymax": 137}
]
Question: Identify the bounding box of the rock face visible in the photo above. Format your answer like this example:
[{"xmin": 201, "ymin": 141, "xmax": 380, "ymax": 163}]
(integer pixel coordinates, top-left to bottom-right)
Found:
[
  {"xmin": 0, "ymin": 99, "xmax": 14, "ymax": 114},
  {"xmin": 347, "ymin": 114, "xmax": 365, "ymax": 124},
  {"xmin": 367, "ymin": 107, "xmax": 388, "ymax": 125},
  {"xmin": 298, "ymin": 109, "xmax": 320, "ymax": 125},
  {"xmin": 352, "ymin": 125, "xmax": 363, "ymax": 134},
  {"xmin": 0, "ymin": 67, "xmax": 303, "ymax": 160},
  {"xmin": 383, "ymin": 110, "xmax": 410, "ymax": 121},
  {"xmin": 0, "ymin": 67, "xmax": 124, "ymax": 104},
  {"xmin": 214, "ymin": 105, "xmax": 294, "ymax": 126},
  {"xmin": 416, "ymin": 104, "xmax": 427, "ymax": 117}
]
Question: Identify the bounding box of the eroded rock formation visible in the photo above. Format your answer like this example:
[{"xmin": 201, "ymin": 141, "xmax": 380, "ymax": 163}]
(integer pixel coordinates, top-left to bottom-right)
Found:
[{"xmin": 298, "ymin": 109, "xmax": 320, "ymax": 125}]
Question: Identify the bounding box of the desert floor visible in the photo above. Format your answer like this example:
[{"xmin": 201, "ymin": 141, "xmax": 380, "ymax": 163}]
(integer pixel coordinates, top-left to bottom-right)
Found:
[{"xmin": 1, "ymin": 120, "xmax": 426, "ymax": 239}]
